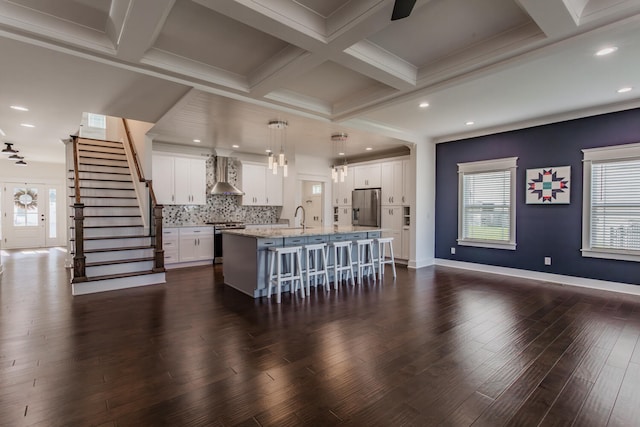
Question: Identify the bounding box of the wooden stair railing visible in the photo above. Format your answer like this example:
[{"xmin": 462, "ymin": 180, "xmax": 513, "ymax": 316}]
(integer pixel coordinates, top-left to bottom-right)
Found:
[
  {"xmin": 71, "ymin": 135, "xmax": 87, "ymax": 283},
  {"xmin": 122, "ymin": 118, "xmax": 165, "ymax": 272}
]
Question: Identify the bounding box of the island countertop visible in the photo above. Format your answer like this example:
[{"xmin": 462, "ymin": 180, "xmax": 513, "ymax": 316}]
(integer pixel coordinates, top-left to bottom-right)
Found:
[{"xmin": 222, "ymin": 225, "xmax": 382, "ymax": 239}]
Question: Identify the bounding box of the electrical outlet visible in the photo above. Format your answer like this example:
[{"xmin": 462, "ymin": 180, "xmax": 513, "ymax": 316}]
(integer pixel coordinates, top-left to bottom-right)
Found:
[
  {"xmin": 544, "ymin": 257, "xmax": 551, "ymax": 266},
  {"xmin": 451, "ymin": 247, "xmax": 456, "ymax": 255}
]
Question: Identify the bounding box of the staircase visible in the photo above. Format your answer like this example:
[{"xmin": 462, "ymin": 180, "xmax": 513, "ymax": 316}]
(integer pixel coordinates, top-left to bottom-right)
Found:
[{"xmin": 69, "ymin": 132, "xmax": 165, "ymax": 295}]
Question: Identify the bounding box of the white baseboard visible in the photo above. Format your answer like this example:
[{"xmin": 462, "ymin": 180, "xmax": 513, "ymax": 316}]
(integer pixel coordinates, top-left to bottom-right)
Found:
[
  {"xmin": 165, "ymin": 260, "xmax": 213, "ymax": 270},
  {"xmin": 408, "ymin": 257, "xmax": 435, "ymax": 270},
  {"xmin": 435, "ymin": 259, "xmax": 640, "ymax": 297},
  {"xmin": 72, "ymin": 272, "xmax": 166, "ymax": 296}
]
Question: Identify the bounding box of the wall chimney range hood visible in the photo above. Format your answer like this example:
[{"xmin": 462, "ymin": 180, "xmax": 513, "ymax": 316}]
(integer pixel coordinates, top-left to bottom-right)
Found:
[{"xmin": 211, "ymin": 156, "xmax": 244, "ymax": 195}]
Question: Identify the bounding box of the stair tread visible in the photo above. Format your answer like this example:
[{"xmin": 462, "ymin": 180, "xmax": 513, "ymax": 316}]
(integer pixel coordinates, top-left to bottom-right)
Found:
[
  {"xmin": 69, "ymin": 215, "xmax": 141, "ymax": 218},
  {"xmin": 69, "ymin": 205, "xmax": 141, "ymax": 208},
  {"xmin": 69, "ymin": 186, "xmax": 134, "ymax": 190},
  {"xmin": 68, "ymin": 169, "xmax": 131, "ymax": 176},
  {"xmin": 84, "ymin": 270, "xmax": 161, "ymax": 282},
  {"xmin": 68, "ymin": 195, "xmax": 137, "ymax": 199},
  {"xmin": 68, "ymin": 177, "xmax": 132, "ymax": 182},
  {"xmin": 71, "ymin": 224, "xmax": 144, "ymax": 229},
  {"xmin": 70, "ymin": 235, "xmax": 149, "ymax": 241},
  {"xmin": 75, "ymin": 136, "xmax": 124, "ymax": 145},
  {"xmin": 86, "ymin": 257, "xmax": 155, "ymax": 267},
  {"xmin": 79, "ymin": 245, "xmax": 154, "ymax": 254},
  {"xmin": 78, "ymin": 163, "xmax": 129, "ymax": 169}
]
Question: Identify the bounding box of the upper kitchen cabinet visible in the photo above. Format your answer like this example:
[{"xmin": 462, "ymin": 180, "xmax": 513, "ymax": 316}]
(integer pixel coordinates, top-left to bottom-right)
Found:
[
  {"xmin": 353, "ymin": 164, "xmax": 381, "ymax": 189},
  {"xmin": 152, "ymin": 153, "xmax": 206, "ymax": 205},
  {"xmin": 381, "ymin": 159, "xmax": 411, "ymax": 206},
  {"xmin": 332, "ymin": 171, "xmax": 354, "ymax": 206},
  {"xmin": 240, "ymin": 162, "xmax": 283, "ymax": 206}
]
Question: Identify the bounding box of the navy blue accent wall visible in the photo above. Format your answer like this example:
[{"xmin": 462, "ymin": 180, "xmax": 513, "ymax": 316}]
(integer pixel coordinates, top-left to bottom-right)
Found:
[{"xmin": 435, "ymin": 108, "xmax": 640, "ymax": 285}]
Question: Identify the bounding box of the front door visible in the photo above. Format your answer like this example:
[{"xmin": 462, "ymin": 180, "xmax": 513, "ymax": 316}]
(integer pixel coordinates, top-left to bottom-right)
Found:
[{"xmin": 1, "ymin": 183, "xmax": 63, "ymax": 249}]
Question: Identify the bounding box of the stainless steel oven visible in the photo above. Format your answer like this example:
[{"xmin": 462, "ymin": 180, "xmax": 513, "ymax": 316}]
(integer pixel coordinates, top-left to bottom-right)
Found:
[{"xmin": 207, "ymin": 222, "xmax": 245, "ymax": 263}]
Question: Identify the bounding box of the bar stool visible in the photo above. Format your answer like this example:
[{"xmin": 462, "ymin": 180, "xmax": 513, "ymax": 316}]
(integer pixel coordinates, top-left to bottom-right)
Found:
[
  {"xmin": 355, "ymin": 239, "xmax": 377, "ymax": 283},
  {"xmin": 330, "ymin": 241, "xmax": 355, "ymax": 288},
  {"xmin": 376, "ymin": 237, "xmax": 396, "ymax": 278},
  {"xmin": 303, "ymin": 243, "xmax": 330, "ymax": 292},
  {"xmin": 267, "ymin": 246, "xmax": 304, "ymax": 304}
]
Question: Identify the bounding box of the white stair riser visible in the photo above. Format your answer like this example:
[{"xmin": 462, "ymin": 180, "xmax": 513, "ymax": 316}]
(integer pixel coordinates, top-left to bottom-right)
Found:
[
  {"xmin": 77, "ymin": 145, "xmax": 125, "ymax": 155},
  {"xmin": 82, "ymin": 237, "xmax": 151, "ymax": 250},
  {"xmin": 77, "ymin": 197, "xmax": 139, "ymax": 207},
  {"xmin": 70, "ymin": 180, "xmax": 134, "ymax": 189},
  {"xmin": 77, "ymin": 139, "xmax": 124, "ymax": 150},
  {"xmin": 72, "ymin": 272, "xmax": 166, "ymax": 296},
  {"xmin": 83, "ymin": 217, "xmax": 143, "ymax": 227},
  {"xmin": 86, "ymin": 260, "xmax": 154, "ymax": 277},
  {"xmin": 84, "ymin": 207, "xmax": 141, "ymax": 216},
  {"xmin": 80, "ymin": 158, "xmax": 129, "ymax": 168},
  {"xmin": 69, "ymin": 171, "xmax": 132, "ymax": 181},
  {"xmin": 79, "ymin": 151, "xmax": 127, "ymax": 161},
  {"xmin": 77, "ymin": 188, "xmax": 136, "ymax": 197},
  {"xmin": 83, "ymin": 227, "xmax": 144, "ymax": 238},
  {"xmin": 78, "ymin": 164, "xmax": 131, "ymax": 175},
  {"xmin": 85, "ymin": 248, "xmax": 154, "ymax": 263}
]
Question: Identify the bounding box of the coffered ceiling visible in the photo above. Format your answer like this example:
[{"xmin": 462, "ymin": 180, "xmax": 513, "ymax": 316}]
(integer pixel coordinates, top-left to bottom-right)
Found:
[{"xmin": 0, "ymin": 0, "xmax": 639, "ymax": 164}]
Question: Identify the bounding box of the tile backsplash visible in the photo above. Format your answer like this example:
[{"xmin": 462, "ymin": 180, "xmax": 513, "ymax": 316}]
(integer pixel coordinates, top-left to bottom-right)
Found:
[{"xmin": 162, "ymin": 156, "xmax": 282, "ymax": 225}]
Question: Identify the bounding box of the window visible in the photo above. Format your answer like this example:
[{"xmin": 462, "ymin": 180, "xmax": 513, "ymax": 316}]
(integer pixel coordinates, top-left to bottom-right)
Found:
[
  {"xmin": 582, "ymin": 142, "xmax": 640, "ymax": 262},
  {"xmin": 87, "ymin": 113, "xmax": 106, "ymax": 129},
  {"xmin": 458, "ymin": 157, "xmax": 518, "ymax": 250},
  {"xmin": 312, "ymin": 184, "xmax": 322, "ymax": 195}
]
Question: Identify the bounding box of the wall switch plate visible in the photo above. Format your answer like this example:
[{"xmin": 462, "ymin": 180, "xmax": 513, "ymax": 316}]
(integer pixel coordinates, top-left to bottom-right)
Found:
[
  {"xmin": 451, "ymin": 247, "xmax": 456, "ymax": 254},
  {"xmin": 544, "ymin": 257, "xmax": 551, "ymax": 266}
]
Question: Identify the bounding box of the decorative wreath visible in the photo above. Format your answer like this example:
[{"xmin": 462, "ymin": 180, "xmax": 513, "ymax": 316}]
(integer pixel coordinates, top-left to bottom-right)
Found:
[{"xmin": 14, "ymin": 188, "xmax": 38, "ymax": 210}]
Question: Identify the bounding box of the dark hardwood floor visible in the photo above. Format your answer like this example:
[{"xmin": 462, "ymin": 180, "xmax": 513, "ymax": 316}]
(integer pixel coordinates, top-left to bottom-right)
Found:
[{"xmin": 1, "ymin": 248, "xmax": 640, "ymax": 426}]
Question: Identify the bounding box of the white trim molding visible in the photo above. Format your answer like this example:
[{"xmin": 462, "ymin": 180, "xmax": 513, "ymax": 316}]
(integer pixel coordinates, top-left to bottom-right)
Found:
[{"xmin": 435, "ymin": 258, "xmax": 640, "ymax": 297}]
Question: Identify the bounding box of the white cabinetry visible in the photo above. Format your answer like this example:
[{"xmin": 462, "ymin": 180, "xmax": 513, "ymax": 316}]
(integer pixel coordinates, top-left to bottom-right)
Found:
[
  {"xmin": 353, "ymin": 164, "xmax": 381, "ymax": 188},
  {"xmin": 381, "ymin": 206, "xmax": 403, "ymax": 258},
  {"xmin": 381, "ymin": 161, "xmax": 404, "ymax": 205},
  {"xmin": 240, "ymin": 162, "xmax": 283, "ymax": 206},
  {"xmin": 337, "ymin": 206, "xmax": 352, "ymax": 226},
  {"xmin": 332, "ymin": 172, "xmax": 354, "ymax": 206},
  {"xmin": 152, "ymin": 153, "xmax": 206, "ymax": 205},
  {"xmin": 402, "ymin": 159, "xmax": 412, "ymax": 205},
  {"xmin": 164, "ymin": 226, "xmax": 215, "ymax": 267}
]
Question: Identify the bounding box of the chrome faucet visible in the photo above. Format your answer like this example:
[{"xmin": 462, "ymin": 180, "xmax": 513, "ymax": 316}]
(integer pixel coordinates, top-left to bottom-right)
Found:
[{"xmin": 295, "ymin": 205, "xmax": 306, "ymax": 231}]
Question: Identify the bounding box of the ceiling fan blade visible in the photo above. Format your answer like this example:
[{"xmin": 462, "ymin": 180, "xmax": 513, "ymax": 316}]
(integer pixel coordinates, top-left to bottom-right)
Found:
[{"xmin": 391, "ymin": 0, "xmax": 417, "ymax": 20}]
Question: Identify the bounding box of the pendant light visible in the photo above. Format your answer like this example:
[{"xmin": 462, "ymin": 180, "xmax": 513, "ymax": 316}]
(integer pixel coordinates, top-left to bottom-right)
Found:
[
  {"xmin": 2, "ymin": 142, "xmax": 17, "ymax": 155},
  {"xmin": 267, "ymin": 120, "xmax": 289, "ymax": 177},
  {"xmin": 330, "ymin": 133, "xmax": 348, "ymax": 183}
]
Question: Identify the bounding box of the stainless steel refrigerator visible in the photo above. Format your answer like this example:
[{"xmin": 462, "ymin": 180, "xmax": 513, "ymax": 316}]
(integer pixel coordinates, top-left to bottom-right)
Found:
[{"xmin": 352, "ymin": 188, "xmax": 381, "ymax": 227}]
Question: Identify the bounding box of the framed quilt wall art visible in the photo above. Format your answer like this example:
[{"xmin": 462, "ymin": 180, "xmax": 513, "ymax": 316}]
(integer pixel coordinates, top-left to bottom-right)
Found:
[{"xmin": 526, "ymin": 166, "xmax": 570, "ymax": 204}]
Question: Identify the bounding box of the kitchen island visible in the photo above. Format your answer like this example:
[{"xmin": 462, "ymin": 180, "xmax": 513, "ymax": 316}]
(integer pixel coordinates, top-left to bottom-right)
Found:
[{"xmin": 222, "ymin": 226, "xmax": 381, "ymax": 298}]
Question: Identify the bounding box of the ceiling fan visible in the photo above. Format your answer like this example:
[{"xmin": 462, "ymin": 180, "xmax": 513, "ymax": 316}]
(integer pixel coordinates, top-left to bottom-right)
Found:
[{"xmin": 391, "ymin": 0, "xmax": 417, "ymax": 20}]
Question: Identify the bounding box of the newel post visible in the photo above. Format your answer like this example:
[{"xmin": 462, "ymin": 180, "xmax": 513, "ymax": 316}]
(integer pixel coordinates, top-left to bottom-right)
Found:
[
  {"xmin": 153, "ymin": 204, "xmax": 165, "ymax": 272},
  {"xmin": 72, "ymin": 203, "xmax": 87, "ymax": 283}
]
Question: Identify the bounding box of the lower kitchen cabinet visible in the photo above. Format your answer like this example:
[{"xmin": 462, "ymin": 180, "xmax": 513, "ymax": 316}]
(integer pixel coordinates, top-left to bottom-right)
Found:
[{"xmin": 163, "ymin": 226, "xmax": 215, "ymax": 267}]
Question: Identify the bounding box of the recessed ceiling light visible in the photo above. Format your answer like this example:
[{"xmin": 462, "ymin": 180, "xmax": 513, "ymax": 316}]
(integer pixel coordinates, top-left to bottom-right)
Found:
[
  {"xmin": 617, "ymin": 87, "xmax": 632, "ymax": 93},
  {"xmin": 595, "ymin": 46, "xmax": 618, "ymax": 56},
  {"xmin": 10, "ymin": 105, "xmax": 29, "ymax": 111},
  {"xmin": 232, "ymin": 144, "xmax": 239, "ymax": 148},
  {"xmin": 419, "ymin": 102, "xmax": 430, "ymax": 108},
  {"xmin": 465, "ymin": 121, "xmax": 475, "ymax": 126},
  {"xmin": 265, "ymin": 149, "xmax": 272, "ymax": 153},
  {"xmin": 338, "ymin": 152, "xmax": 345, "ymax": 156},
  {"xmin": 365, "ymin": 147, "xmax": 373, "ymax": 151},
  {"xmin": 20, "ymin": 123, "xmax": 35, "ymax": 128}
]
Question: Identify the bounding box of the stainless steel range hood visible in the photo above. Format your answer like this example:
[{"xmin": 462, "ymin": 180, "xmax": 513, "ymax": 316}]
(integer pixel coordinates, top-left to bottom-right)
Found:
[{"xmin": 211, "ymin": 156, "xmax": 244, "ymax": 195}]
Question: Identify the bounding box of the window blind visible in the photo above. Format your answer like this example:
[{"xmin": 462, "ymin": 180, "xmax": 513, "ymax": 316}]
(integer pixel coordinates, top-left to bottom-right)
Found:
[
  {"xmin": 590, "ymin": 159, "xmax": 640, "ymax": 251},
  {"xmin": 462, "ymin": 170, "xmax": 511, "ymax": 242}
]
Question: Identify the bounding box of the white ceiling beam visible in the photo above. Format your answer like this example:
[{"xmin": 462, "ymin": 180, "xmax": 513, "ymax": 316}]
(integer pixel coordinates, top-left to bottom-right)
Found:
[
  {"xmin": 113, "ymin": 0, "xmax": 176, "ymax": 62},
  {"xmin": 341, "ymin": 40, "xmax": 416, "ymax": 90},
  {"xmin": 516, "ymin": 0, "xmax": 579, "ymax": 37}
]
